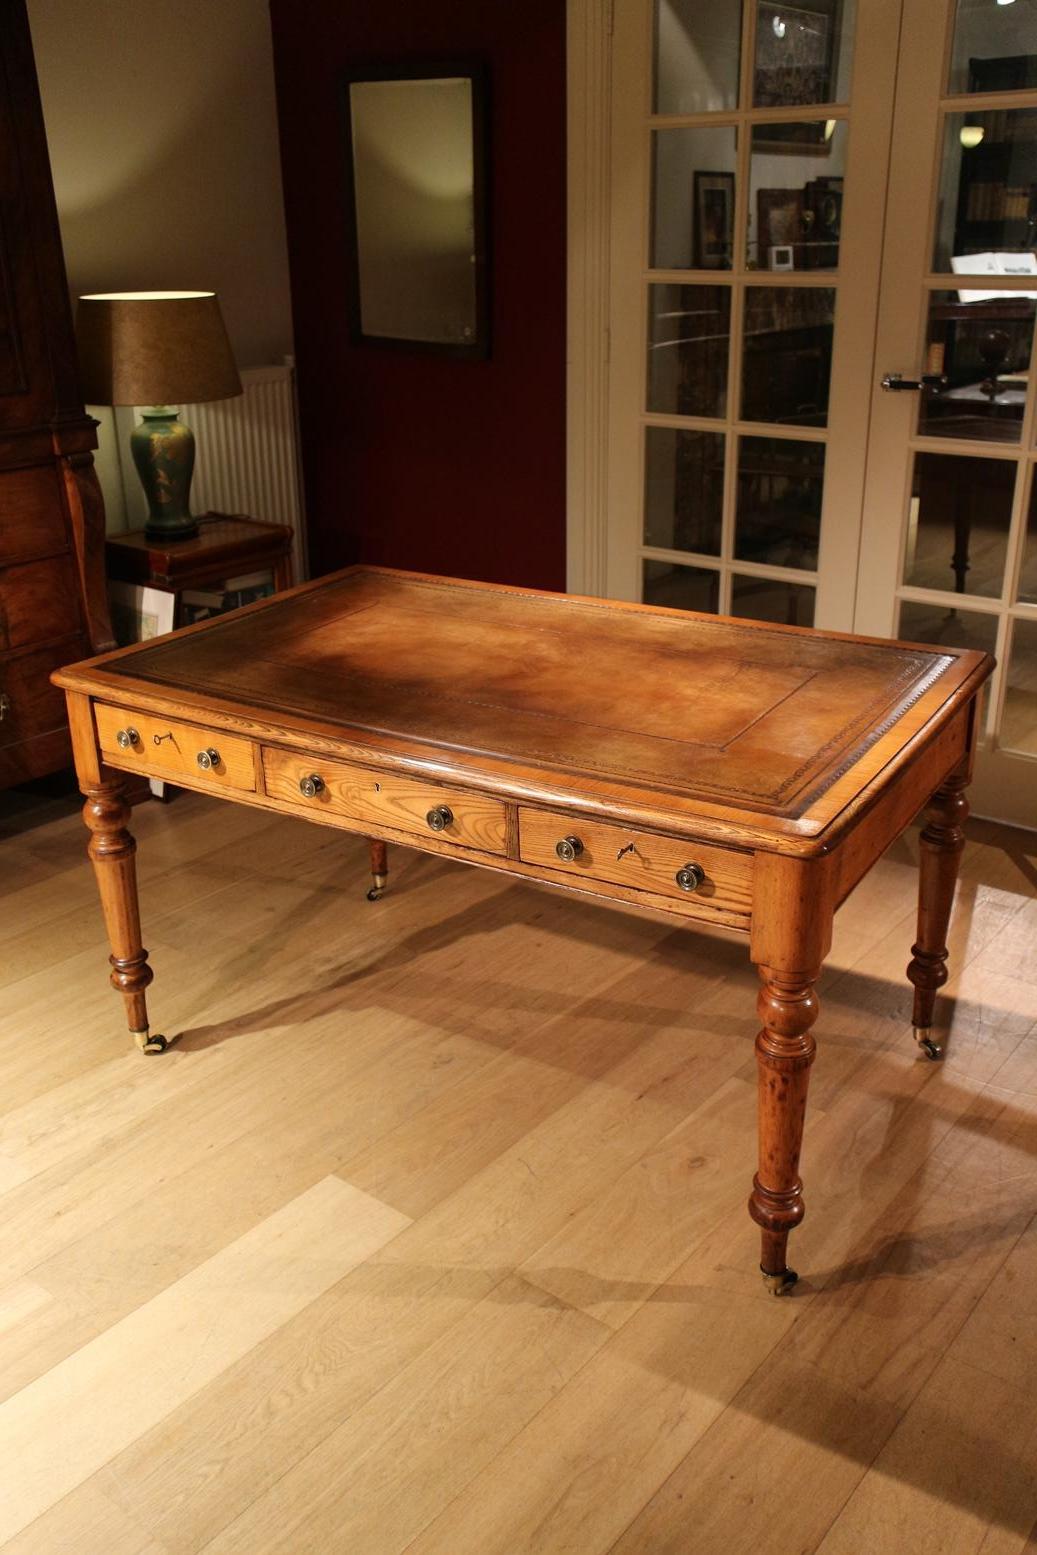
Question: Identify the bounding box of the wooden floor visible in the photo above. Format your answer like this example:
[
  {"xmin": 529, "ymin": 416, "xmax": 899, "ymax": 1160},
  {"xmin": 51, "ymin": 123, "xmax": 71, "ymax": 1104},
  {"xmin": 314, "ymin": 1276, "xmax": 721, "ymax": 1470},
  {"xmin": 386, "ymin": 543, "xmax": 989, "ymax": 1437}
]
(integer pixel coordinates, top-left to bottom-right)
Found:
[{"xmin": 1, "ymin": 783, "xmax": 1035, "ymax": 1555}]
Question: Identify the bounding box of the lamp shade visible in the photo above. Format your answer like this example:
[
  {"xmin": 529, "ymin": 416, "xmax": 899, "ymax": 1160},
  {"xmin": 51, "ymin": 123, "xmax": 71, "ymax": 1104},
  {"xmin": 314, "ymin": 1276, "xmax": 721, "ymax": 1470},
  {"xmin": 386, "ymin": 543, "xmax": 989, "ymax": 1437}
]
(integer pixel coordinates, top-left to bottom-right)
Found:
[{"xmin": 75, "ymin": 290, "xmax": 242, "ymax": 406}]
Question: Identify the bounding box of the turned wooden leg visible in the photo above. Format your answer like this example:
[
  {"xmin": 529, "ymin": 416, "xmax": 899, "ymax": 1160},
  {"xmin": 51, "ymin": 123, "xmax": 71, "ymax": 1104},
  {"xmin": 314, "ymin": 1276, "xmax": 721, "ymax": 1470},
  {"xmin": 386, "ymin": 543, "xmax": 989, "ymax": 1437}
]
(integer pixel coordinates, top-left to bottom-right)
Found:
[
  {"xmin": 906, "ymin": 767, "xmax": 969, "ymax": 1061},
  {"xmin": 748, "ymin": 966, "xmax": 820, "ymax": 1295},
  {"xmin": 82, "ymin": 779, "xmax": 167, "ymax": 1054},
  {"xmin": 367, "ymin": 837, "xmax": 388, "ymax": 901}
]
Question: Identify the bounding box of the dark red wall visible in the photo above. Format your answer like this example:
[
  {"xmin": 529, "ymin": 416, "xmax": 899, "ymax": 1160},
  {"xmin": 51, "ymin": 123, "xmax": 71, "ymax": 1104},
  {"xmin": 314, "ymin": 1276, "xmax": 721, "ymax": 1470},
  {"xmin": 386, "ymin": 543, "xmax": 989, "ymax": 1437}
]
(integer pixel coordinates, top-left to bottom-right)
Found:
[{"xmin": 269, "ymin": 0, "xmax": 567, "ymax": 590}]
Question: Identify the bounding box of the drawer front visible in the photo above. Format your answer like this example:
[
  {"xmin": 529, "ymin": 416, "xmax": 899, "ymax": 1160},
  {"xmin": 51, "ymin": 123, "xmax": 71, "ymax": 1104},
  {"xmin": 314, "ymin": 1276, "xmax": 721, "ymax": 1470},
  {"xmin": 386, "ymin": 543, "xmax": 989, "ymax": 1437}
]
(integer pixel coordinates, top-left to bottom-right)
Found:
[
  {"xmin": 263, "ymin": 746, "xmax": 508, "ymax": 855},
  {"xmin": 518, "ymin": 808, "xmax": 752, "ymax": 915},
  {"xmin": 0, "ymin": 555, "xmax": 81, "ymax": 651},
  {"xmin": 1, "ymin": 639, "xmax": 80, "ymax": 749},
  {"xmin": 0, "ymin": 467, "xmax": 68, "ymax": 565},
  {"xmin": 95, "ymin": 703, "xmax": 255, "ymax": 791}
]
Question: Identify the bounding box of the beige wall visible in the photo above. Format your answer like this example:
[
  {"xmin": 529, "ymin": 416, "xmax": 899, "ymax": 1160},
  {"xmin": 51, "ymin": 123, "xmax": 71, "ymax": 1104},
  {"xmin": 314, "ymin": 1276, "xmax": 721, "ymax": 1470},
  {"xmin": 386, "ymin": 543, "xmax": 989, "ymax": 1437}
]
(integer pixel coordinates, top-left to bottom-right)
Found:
[{"xmin": 27, "ymin": 0, "xmax": 293, "ymax": 369}]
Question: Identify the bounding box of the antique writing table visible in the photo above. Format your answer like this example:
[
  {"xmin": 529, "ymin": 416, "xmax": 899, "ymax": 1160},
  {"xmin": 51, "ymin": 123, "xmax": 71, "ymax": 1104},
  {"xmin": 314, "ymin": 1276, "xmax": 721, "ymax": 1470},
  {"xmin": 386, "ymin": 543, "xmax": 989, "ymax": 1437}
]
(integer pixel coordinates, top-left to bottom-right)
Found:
[{"xmin": 54, "ymin": 568, "xmax": 993, "ymax": 1293}]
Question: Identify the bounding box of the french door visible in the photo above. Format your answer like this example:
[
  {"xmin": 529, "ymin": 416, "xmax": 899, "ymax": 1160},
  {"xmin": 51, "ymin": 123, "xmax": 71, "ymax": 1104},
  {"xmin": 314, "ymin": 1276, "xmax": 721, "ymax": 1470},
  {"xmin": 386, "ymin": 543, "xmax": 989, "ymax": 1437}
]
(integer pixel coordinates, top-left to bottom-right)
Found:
[
  {"xmin": 605, "ymin": 0, "xmax": 900, "ymax": 629},
  {"xmin": 598, "ymin": 0, "xmax": 1037, "ymax": 825},
  {"xmin": 855, "ymin": 0, "xmax": 1037, "ymax": 828}
]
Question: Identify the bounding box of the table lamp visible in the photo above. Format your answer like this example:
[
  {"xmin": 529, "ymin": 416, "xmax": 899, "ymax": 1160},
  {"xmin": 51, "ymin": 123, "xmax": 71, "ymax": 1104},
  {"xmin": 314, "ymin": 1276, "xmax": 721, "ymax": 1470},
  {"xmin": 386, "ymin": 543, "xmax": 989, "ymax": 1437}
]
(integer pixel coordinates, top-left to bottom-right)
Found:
[{"xmin": 76, "ymin": 290, "xmax": 242, "ymax": 541}]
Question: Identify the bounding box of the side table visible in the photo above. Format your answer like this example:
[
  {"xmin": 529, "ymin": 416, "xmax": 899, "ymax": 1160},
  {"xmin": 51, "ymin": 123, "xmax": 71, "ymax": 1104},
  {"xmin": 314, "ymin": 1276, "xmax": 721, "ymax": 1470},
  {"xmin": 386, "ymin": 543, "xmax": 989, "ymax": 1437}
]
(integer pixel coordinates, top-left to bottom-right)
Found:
[{"xmin": 106, "ymin": 512, "xmax": 295, "ymax": 624}]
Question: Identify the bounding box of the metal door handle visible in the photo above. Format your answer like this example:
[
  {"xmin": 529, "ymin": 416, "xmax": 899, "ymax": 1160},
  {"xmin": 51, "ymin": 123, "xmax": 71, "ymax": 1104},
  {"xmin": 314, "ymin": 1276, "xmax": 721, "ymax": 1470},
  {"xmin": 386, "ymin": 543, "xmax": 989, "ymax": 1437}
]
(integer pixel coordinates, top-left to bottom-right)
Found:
[{"xmin": 881, "ymin": 372, "xmax": 947, "ymax": 392}]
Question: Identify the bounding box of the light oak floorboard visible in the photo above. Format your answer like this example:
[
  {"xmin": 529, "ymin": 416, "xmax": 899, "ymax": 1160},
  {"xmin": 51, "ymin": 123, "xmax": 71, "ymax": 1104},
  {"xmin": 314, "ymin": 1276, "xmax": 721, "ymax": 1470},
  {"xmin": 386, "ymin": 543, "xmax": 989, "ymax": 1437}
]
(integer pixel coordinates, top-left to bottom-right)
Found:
[
  {"xmin": 0, "ymin": 790, "xmax": 1032, "ymax": 1555},
  {"xmin": 0, "ymin": 1483, "xmax": 167, "ymax": 1555},
  {"xmin": 0, "ymin": 1176, "xmax": 408, "ymax": 1545},
  {"xmin": 198, "ymin": 1274, "xmax": 607, "ymax": 1555}
]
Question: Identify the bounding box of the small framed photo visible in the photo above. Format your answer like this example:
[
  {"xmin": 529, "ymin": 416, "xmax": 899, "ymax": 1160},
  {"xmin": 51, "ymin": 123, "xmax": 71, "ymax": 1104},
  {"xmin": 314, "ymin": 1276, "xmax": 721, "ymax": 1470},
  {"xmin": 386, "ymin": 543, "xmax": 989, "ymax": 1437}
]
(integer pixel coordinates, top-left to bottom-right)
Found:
[
  {"xmin": 769, "ymin": 244, "xmax": 795, "ymax": 271},
  {"xmin": 107, "ymin": 581, "xmax": 176, "ymax": 647},
  {"xmin": 693, "ymin": 170, "xmax": 735, "ymax": 270}
]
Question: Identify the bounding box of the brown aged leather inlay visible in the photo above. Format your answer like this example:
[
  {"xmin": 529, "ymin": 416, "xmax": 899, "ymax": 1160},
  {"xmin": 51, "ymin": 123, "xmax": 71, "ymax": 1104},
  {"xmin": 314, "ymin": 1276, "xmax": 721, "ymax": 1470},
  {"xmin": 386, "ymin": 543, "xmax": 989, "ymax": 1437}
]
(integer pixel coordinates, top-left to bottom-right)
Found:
[{"xmin": 106, "ymin": 570, "xmax": 954, "ymax": 818}]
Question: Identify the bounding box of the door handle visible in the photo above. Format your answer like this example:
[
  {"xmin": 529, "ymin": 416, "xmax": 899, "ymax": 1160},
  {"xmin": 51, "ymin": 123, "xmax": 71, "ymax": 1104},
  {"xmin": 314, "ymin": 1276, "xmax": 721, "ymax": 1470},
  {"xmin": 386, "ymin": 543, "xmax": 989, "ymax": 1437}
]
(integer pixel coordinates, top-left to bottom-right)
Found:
[{"xmin": 881, "ymin": 371, "xmax": 947, "ymax": 392}]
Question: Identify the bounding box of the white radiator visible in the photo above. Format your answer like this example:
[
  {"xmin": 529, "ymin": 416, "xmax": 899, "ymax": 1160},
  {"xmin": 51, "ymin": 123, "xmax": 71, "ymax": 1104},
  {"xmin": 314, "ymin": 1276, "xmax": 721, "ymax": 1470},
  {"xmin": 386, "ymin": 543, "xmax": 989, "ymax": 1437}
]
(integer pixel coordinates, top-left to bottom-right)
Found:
[
  {"xmin": 107, "ymin": 360, "xmax": 308, "ymax": 582},
  {"xmin": 184, "ymin": 362, "xmax": 308, "ymax": 583}
]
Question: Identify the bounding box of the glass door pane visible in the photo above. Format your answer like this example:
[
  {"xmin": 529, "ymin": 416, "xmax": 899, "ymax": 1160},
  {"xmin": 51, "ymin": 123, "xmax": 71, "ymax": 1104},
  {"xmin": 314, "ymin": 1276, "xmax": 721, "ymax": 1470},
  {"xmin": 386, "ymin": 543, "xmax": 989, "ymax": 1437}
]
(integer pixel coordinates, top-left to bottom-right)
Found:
[
  {"xmin": 919, "ymin": 292, "xmax": 1035, "ymax": 443},
  {"xmin": 902, "ymin": 453, "xmax": 1016, "ymax": 596},
  {"xmin": 752, "ymin": 0, "xmax": 858, "ymax": 106},
  {"xmin": 655, "ymin": 0, "xmax": 742, "ymax": 114},
  {"xmin": 947, "ymin": 0, "xmax": 1037, "ymax": 96},
  {"xmin": 749, "ymin": 120, "xmax": 848, "ymax": 272}
]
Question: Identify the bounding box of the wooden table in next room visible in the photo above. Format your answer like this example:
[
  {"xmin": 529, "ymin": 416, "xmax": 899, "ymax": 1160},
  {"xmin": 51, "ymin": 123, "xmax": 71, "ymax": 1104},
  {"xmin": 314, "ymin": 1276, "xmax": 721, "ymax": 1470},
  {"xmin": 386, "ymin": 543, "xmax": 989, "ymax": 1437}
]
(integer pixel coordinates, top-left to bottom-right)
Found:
[{"xmin": 52, "ymin": 567, "xmax": 993, "ymax": 1294}]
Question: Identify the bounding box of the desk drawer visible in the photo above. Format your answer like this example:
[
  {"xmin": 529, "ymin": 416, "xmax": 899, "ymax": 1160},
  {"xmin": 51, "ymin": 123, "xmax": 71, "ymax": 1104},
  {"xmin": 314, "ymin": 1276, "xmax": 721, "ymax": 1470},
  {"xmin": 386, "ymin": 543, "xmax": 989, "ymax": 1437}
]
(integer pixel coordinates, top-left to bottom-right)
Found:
[
  {"xmin": 262, "ymin": 746, "xmax": 508, "ymax": 855},
  {"xmin": 518, "ymin": 808, "xmax": 752, "ymax": 915},
  {"xmin": 95, "ymin": 703, "xmax": 255, "ymax": 791}
]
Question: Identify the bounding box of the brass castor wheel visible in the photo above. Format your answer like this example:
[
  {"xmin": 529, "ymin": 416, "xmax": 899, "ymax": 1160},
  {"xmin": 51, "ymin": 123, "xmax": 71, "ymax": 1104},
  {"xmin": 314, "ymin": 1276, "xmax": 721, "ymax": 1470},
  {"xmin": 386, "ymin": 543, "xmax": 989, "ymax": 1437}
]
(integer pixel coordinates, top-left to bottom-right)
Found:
[
  {"xmin": 914, "ymin": 1027, "xmax": 944, "ymax": 1061},
  {"xmin": 133, "ymin": 1029, "xmax": 172, "ymax": 1055},
  {"xmin": 761, "ymin": 1267, "xmax": 798, "ymax": 1296},
  {"xmin": 366, "ymin": 873, "xmax": 388, "ymax": 902}
]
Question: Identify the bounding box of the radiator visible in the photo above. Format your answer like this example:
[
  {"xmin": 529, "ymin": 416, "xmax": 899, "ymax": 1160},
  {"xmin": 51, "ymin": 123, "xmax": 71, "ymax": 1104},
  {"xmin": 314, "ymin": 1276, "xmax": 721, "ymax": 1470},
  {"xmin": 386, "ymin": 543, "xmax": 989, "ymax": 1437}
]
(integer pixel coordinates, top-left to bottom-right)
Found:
[{"xmin": 183, "ymin": 362, "xmax": 308, "ymax": 583}]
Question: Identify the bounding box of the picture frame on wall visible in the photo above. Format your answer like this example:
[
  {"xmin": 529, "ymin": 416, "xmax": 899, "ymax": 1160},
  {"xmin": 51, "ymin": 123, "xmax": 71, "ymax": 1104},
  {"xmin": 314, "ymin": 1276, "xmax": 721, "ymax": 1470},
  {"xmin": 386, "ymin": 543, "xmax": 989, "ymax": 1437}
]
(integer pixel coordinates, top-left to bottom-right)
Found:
[
  {"xmin": 693, "ymin": 171, "xmax": 735, "ymax": 270},
  {"xmin": 753, "ymin": 0, "xmax": 838, "ymax": 154}
]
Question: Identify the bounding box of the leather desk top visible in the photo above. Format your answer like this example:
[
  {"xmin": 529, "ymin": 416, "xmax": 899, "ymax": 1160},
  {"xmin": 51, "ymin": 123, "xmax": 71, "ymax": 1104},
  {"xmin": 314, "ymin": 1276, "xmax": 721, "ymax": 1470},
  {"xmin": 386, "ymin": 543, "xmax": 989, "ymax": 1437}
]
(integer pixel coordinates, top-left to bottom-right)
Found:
[{"xmin": 55, "ymin": 567, "xmax": 993, "ymax": 851}]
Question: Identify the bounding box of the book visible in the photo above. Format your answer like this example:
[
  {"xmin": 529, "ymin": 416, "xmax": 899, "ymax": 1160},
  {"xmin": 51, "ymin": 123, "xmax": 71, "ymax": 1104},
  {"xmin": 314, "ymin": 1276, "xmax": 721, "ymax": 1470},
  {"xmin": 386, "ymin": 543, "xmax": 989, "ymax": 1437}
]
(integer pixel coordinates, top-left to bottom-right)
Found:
[{"xmin": 950, "ymin": 251, "xmax": 1037, "ymax": 303}]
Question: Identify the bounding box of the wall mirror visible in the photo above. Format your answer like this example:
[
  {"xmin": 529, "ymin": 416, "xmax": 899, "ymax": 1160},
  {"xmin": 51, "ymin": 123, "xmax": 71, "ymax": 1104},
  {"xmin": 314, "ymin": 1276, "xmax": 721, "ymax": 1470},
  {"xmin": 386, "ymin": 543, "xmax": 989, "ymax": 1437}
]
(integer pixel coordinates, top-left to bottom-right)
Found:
[{"xmin": 340, "ymin": 63, "xmax": 489, "ymax": 356}]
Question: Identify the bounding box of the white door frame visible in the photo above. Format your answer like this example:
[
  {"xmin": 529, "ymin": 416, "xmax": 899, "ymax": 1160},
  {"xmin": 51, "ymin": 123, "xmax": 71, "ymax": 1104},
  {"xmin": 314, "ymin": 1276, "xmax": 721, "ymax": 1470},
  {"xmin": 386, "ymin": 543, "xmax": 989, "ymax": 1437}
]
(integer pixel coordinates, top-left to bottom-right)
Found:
[{"xmin": 565, "ymin": 0, "xmax": 612, "ymax": 597}]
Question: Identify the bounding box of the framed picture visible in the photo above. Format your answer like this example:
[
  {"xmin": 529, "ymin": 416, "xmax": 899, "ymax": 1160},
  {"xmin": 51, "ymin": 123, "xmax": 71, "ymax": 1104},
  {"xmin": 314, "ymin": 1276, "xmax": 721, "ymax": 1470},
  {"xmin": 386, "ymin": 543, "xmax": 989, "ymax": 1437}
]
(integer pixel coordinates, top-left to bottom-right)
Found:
[
  {"xmin": 107, "ymin": 581, "xmax": 175, "ymax": 648},
  {"xmin": 753, "ymin": 1, "xmax": 838, "ymax": 154},
  {"xmin": 693, "ymin": 171, "xmax": 735, "ymax": 270}
]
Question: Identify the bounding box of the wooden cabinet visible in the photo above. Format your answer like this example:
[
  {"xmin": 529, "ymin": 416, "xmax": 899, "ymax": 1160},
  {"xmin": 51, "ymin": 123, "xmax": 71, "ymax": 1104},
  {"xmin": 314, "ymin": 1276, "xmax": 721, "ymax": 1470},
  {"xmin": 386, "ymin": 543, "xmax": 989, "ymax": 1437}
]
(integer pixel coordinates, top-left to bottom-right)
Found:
[{"xmin": 0, "ymin": 0, "xmax": 112, "ymax": 787}]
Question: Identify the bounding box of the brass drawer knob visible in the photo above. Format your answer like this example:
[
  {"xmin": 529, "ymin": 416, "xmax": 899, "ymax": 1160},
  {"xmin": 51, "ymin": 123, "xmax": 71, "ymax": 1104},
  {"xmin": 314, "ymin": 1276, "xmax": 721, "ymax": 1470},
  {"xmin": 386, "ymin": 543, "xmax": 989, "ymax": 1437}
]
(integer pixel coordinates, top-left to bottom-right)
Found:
[
  {"xmin": 675, "ymin": 862, "xmax": 706, "ymax": 893},
  {"xmin": 299, "ymin": 773, "xmax": 325, "ymax": 798},
  {"xmin": 426, "ymin": 804, "xmax": 454, "ymax": 832},
  {"xmin": 196, "ymin": 747, "xmax": 221, "ymax": 771},
  {"xmin": 116, "ymin": 727, "xmax": 140, "ymax": 749},
  {"xmin": 555, "ymin": 835, "xmax": 584, "ymax": 863}
]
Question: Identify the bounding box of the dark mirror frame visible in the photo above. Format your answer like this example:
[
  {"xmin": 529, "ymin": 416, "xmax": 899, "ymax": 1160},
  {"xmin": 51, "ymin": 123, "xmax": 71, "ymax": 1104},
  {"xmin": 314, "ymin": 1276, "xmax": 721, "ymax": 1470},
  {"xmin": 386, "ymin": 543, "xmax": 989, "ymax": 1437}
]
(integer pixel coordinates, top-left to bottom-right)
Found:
[{"xmin": 339, "ymin": 59, "xmax": 491, "ymax": 359}]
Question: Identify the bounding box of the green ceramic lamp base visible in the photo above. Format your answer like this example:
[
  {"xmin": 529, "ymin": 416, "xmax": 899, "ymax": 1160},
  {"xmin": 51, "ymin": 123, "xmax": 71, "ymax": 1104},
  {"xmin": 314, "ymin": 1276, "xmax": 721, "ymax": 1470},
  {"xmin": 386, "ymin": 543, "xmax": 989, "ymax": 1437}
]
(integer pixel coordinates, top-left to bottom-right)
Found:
[{"xmin": 131, "ymin": 408, "xmax": 200, "ymax": 540}]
